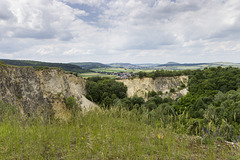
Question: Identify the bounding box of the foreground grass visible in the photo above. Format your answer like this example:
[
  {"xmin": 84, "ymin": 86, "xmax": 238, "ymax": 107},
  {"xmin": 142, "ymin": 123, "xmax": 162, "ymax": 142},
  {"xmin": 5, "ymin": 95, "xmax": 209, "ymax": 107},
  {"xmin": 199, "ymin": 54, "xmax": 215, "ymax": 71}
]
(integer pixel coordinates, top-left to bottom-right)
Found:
[{"xmin": 0, "ymin": 108, "xmax": 239, "ymax": 159}]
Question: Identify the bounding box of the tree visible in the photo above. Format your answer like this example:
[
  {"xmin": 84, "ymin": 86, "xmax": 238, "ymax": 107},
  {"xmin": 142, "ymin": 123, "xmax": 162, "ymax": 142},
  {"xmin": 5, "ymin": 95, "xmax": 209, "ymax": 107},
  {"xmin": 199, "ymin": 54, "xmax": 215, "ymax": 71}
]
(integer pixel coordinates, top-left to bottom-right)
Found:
[
  {"xmin": 86, "ymin": 78, "xmax": 127, "ymax": 106},
  {"xmin": 138, "ymin": 71, "xmax": 146, "ymax": 79}
]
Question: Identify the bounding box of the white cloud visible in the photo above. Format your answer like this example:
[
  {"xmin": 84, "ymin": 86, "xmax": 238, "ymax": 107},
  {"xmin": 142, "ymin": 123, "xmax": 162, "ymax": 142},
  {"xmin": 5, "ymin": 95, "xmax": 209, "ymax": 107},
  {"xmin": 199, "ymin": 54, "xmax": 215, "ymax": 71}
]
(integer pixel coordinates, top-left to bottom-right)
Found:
[
  {"xmin": 0, "ymin": 0, "xmax": 240, "ymax": 63},
  {"xmin": 63, "ymin": 0, "xmax": 106, "ymax": 6}
]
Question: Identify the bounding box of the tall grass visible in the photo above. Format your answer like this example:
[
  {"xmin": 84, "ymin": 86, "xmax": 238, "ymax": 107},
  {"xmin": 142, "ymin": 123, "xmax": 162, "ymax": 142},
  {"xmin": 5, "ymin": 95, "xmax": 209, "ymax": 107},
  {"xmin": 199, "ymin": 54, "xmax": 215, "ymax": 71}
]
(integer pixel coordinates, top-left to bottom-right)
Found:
[{"xmin": 0, "ymin": 103, "xmax": 239, "ymax": 159}]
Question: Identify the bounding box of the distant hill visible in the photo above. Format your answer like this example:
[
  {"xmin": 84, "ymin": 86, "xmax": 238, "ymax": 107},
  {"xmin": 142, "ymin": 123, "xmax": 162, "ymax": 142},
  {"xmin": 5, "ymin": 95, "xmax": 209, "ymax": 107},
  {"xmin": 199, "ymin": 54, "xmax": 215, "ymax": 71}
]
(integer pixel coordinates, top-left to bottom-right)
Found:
[
  {"xmin": 108, "ymin": 63, "xmax": 139, "ymax": 69},
  {"xmin": 158, "ymin": 62, "xmax": 210, "ymax": 67},
  {"xmin": 71, "ymin": 62, "xmax": 110, "ymax": 69},
  {"xmin": 156, "ymin": 62, "xmax": 240, "ymax": 70},
  {"xmin": 107, "ymin": 62, "xmax": 240, "ymax": 70},
  {"xmin": 0, "ymin": 59, "xmax": 90, "ymax": 73},
  {"xmin": 166, "ymin": 62, "xmax": 180, "ymax": 65}
]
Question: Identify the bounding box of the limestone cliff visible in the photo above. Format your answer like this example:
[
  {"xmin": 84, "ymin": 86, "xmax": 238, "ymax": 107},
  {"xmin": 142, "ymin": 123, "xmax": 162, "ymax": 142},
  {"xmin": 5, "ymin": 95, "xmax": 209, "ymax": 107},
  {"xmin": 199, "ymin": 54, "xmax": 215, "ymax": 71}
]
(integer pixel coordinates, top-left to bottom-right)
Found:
[
  {"xmin": 118, "ymin": 76, "xmax": 188, "ymax": 99},
  {"xmin": 0, "ymin": 64, "xmax": 96, "ymax": 119}
]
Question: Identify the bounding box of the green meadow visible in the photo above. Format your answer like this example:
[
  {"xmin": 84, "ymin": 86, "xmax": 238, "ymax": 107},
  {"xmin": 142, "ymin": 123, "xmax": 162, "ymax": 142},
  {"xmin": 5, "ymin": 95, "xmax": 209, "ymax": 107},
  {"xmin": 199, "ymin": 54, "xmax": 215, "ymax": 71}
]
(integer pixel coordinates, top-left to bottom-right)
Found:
[
  {"xmin": 91, "ymin": 68, "xmax": 154, "ymax": 73},
  {"xmin": 78, "ymin": 72, "xmax": 117, "ymax": 78}
]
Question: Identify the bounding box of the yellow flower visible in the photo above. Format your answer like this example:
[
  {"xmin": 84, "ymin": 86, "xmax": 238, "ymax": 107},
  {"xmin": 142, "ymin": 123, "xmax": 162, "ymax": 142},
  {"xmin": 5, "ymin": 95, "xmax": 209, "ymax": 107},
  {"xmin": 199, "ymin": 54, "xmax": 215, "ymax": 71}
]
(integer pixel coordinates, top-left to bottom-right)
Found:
[
  {"xmin": 81, "ymin": 137, "xmax": 84, "ymax": 140},
  {"xmin": 157, "ymin": 134, "xmax": 164, "ymax": 139}
]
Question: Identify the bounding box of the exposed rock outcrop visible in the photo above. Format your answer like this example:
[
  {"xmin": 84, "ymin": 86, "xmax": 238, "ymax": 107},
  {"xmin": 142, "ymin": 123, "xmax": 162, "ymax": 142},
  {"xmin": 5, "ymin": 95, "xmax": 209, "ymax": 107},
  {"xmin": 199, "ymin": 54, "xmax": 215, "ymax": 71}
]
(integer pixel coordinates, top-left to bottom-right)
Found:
[
  {"xmin": 118, "ymin": 76, "xmax": 188, "ymax": 99},
  {"xmin": 0, "ymin": 65, "xmax": 96, "ymax": 119}
]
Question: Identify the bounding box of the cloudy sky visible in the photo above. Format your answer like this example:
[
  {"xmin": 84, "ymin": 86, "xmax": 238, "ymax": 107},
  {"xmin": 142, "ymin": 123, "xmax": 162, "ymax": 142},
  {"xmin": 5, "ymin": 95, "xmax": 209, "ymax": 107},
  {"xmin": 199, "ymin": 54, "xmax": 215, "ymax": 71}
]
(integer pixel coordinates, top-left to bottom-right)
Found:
[{"xmin": 0, "ymin": 0, "xmax": 240, "ymax": 64}]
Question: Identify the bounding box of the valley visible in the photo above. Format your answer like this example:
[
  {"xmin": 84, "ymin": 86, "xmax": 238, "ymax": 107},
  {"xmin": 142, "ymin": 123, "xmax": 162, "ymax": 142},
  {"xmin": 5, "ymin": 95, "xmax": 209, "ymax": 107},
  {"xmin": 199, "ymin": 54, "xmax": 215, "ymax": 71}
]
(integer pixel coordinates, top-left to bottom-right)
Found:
[{"xmin": 1, "ymin": 59, "xmax": 240, "ymax": 159}]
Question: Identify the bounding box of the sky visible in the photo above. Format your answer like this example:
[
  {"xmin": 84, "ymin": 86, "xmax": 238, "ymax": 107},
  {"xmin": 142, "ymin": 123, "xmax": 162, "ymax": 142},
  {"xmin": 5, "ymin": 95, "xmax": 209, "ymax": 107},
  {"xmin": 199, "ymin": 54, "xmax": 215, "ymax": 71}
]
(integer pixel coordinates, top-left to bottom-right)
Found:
[{"xmin": 0, "ymin": 0, "xmax": 240, "ymax": 64}]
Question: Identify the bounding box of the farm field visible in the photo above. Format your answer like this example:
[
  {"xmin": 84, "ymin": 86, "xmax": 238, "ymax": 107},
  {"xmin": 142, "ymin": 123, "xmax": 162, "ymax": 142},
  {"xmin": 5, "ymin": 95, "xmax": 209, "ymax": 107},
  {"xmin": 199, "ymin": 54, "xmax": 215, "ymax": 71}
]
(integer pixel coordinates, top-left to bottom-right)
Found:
[
  {"xmin": 91, "ymin": 67, "xmax": 154, "ymax": 73},
  {"xmin": 78, "ymin": 72, "xmax": 116, "ymax": 78}
]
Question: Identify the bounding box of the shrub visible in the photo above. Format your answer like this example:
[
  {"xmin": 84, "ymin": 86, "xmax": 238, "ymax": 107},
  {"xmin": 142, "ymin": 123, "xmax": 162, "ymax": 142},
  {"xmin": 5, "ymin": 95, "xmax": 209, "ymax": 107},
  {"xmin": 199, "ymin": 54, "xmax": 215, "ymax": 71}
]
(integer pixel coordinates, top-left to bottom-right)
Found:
[
  {"xmin": 148, "ymin": 90, "xmax": 157, "ymax": 97},
  {"xmin": 180, "ymin": 83, "xmax": 186, "ymax": 88},
  {"xmin": 170, "ymin": 88, "xmax": 175, "ymax": 93},
  {"xmin": 157, "ymin": 91, "xmax": 163, "ymax": 95},
  {"xmin": 65, "ymin": 96, "xmax": 78, "ymax": 110},
  {"xmin": 0, "ymin": 61, "xmax": 6, "ymax": 66}
]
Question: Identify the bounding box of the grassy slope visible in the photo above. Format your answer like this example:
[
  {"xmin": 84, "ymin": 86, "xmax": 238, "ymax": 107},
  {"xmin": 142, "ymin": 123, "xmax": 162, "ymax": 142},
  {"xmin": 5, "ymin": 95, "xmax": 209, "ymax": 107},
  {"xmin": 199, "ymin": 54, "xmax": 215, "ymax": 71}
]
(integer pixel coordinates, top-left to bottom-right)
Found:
[{"xmin": 0, "ymin": 107, "xmax": 238, "ymax": 159}]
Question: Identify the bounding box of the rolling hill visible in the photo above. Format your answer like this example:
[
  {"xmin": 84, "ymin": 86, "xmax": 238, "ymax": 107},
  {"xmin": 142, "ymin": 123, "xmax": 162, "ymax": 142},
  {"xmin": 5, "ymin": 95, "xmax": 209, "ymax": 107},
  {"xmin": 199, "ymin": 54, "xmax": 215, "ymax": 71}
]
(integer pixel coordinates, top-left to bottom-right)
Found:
[
  {"xmin": 70, "ymin": 62, "xmax": 110, "ymax": 69},
  {"xmin": 0, "ymin": 59, "xmax": 90, "ymax": 73}
]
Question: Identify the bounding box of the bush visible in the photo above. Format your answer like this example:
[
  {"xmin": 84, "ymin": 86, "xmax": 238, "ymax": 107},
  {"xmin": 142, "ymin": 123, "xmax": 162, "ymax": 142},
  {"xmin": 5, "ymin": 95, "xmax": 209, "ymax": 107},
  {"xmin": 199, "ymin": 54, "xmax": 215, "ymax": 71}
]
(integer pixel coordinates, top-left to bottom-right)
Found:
[
  {"xmin": 148, "ymin": 90, "xmax": 157, "ymax": 98},
  {"xmin": 157, "ymin": 91, "xmax": 163, "ymax": 95},
  {"xmin": 170, "ymin": 88, "xmax": 175, "ymax": 93},
  {"xmin": 0, "ymin": 61, "xmax": 6, "ymax": 66},
  {"xmin": 65, "ymin": 96, "xmax": 78, "ymax": 110},
  {"xmin": 180, "ymin": 83, "xmax": 186, "ymax": 88}
]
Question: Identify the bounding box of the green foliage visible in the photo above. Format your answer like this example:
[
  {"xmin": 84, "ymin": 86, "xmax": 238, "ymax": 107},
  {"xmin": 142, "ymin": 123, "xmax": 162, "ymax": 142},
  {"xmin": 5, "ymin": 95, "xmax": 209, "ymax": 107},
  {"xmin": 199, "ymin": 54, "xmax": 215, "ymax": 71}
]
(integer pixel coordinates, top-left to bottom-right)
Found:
[
  {"xmin": 170, "ymin": 88, "xmax": 175, "ymax": 93},
  {"xmin": 157, "ymin": 91, "xmax": 163, "ymax": 95},
  {"xmin": 35, "ymin": 66, "xmax": 50, "ymax": 70},
  {"xmin": 180, "ymin": 83, "xmax": 186, "ymax": 88},
  {"xmin": 148, "ymin": 90, "xmax": 157, "ymax": 97},
  {"xmin": 86, "ymin": 77, "xmax": 127, "ymax": 107},
  {"xmin": 0, "ymin": 101, "xmax": 18, "ymax": 121},
  {"xmin": 178, "ymin": 67, "xmax": 240, "ymax": 111},
  {"xmin": 65, "ymin": 96, "xmax": 78, "ymax": 110},
  {"xmin": 138, "ymin": 71, "xmax": 147, "ymax": 79},
  {"xmin": 0, "ymin": 61, "xmax": 6, "ymax": 66}
]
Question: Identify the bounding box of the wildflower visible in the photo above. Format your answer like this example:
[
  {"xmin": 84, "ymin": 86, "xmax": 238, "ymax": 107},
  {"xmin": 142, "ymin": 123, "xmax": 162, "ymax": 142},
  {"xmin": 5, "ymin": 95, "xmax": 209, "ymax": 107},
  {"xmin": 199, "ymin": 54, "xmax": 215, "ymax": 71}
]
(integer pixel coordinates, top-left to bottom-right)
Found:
[
  {"xmin": 81, "ymin": 137, "xmax": 84, "ymax": 140},
  {"xmin": 234, "ymin": 141, "xmax": 238, "ymax": 150},
  {"xmin": 231, "ymin": 143, "xmax": 235, "ymax": 151},
  {"xmin": 202, "ymin": 128, "xmax": 205, "ymax": 138},
  {"xmin": 215, "ymin": 127, "xmax": 219, "ymax": 138},
  {"xmin": 157, "ymin": 134, "xmax": 164, "ymax": 139}
]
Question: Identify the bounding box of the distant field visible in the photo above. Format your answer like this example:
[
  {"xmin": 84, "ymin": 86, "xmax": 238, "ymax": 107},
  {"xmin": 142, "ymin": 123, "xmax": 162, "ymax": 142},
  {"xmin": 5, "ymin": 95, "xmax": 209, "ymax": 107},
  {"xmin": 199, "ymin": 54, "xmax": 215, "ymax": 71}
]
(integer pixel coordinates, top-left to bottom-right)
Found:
[
  {"xmin": 78, "ymin": 72, "xmax": 116, "ymax": 78},
  {"xmin": 91, "ymin": 68, "xmax": 154, "ymax": 73}
]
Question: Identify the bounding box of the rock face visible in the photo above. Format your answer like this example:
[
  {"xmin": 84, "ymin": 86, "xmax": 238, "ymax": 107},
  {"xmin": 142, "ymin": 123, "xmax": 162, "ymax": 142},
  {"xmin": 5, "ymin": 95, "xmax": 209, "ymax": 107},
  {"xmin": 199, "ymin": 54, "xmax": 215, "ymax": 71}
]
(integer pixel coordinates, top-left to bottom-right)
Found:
[
  {"xmin": 0, "ymin": 65, "xmax": 96, "ymax": 119},
  {"xmin": 118, "ymin": 76, "xmax": 188, "ymax": 99}
]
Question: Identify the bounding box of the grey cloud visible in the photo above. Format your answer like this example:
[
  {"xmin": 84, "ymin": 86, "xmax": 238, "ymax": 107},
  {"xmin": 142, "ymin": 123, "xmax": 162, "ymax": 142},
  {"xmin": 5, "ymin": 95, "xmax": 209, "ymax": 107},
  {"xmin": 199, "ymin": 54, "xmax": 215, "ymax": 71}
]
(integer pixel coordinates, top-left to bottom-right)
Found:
[
  {"xmin": 0, "ymin": 2, "xmax": 14, "ymax": 20},
  {"xmin": 211, "ymin": 27, "xmax": 240, "ymax": 41},
  {"xmin": 14, "ymin": 28, "xmax": 56, "ymax": 39},
  {"xmin": 154, "ymin": 1, "xmax": 200, "ymax": 14},
  {"xmin": 59, "ymin": 32, "xmax": 73, "ymax": 41}
]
